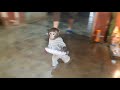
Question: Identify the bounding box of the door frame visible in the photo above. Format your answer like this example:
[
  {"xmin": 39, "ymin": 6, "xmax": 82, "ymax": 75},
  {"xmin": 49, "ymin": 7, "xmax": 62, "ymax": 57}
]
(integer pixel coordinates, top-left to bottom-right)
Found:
[{"xmin": 91, "ymin": 12, "xmax": 112, "ymax": 42}]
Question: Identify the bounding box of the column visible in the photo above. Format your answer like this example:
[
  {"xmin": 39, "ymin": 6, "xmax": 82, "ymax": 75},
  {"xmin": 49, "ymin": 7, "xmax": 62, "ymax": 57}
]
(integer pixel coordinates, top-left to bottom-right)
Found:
[
  {"xmin": 0, "ymin": 12, "xmax": 9, "ymax": 27},
  {"xmin": 14, "ymin": 12, "xmax": 20, "ymax": 25}
]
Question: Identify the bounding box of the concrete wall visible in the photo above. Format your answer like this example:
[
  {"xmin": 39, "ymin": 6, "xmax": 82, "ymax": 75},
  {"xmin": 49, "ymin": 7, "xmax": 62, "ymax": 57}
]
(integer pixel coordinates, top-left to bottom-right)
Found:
[
  {"xmin": 25, "ymin": 12, "xmax": 48, "ymax": 23},
  {"xmin": 0, "ymin": 12, "xmax": 25, "ymax": 27}
]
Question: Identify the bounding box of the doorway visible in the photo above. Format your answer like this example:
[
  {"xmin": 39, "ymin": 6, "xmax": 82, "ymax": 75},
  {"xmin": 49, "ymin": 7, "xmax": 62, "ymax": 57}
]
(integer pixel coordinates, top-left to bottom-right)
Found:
[
  {"xmin": 47, "ymin": 12, "xmax": 112, "ymax": 40},
  {"xmin": 0, "ymin": 18, "xmax": 4, "ymax": 26},
  {"xmin": 56, "ymin": 12, "xmax": 95, "ymax": 37},
  {"xmin": 91, "ymin": 12, "xmax": 112, "ymax": 42},
  {"xmin": 0, "ymin": 17, "xmax": 5, "ymax": 29}
]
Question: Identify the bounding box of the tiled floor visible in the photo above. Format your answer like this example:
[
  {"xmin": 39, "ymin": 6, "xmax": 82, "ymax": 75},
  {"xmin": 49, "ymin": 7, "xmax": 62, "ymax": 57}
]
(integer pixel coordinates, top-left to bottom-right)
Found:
[{"xmin": 0, "ymin": 16, "xmax": 118, "ymax": 78}]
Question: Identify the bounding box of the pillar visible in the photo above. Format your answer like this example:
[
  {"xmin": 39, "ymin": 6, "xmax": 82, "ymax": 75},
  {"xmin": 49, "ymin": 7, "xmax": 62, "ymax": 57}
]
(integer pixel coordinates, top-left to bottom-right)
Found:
[
  {"xmin": 14, "ymin": 12, "xmax": 20, "ymax": 25},
  {"xmin": 0, "ymin": 12, "xmax": 9, "ymax": 27},
  {"xmin": 115, "ymin": 12, "xmax": 120, "ymax": 28}
]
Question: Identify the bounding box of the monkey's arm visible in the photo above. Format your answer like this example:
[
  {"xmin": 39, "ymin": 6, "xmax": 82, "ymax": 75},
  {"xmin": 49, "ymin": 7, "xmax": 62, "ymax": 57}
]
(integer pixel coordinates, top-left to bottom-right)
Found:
[
  {"xmin": 59, "ymin": 38, "xmax": 68, "ymax": 51},
  {"xmin": 57, "ymin": 37, "xmax": 66, "ymax": 47}
]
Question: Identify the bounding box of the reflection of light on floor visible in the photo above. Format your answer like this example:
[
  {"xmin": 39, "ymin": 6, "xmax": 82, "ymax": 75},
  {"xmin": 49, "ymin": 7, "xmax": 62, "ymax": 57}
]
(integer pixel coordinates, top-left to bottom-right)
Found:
[{"xmin": 113, "ymin": 70, "xmax": 120, "ymax": 78}]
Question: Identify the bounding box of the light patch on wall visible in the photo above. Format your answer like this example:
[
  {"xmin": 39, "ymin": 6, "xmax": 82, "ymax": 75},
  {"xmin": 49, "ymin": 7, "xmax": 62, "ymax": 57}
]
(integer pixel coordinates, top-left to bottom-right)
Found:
[
  {"xmin": 86, "ymin": 12, "xmax": 95, "ymax": 37},
  {"xmin": 90, "ymin": 12, "xmax": 94, "ymax": 17},
  {"xmin": 1, "ymin": 12, "xmax": 8, "ymax": 17},
  {"xmin": 14, "ymin": 12, "xmax": 19, "ymax": 18}
]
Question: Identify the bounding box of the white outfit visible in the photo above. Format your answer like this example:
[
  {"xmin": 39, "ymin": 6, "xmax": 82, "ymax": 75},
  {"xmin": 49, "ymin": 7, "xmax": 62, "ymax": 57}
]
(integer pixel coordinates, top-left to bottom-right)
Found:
[
  {"xmin": 110, "ymin": 44, "xmax": 120, "ymax": 57},
  {"xmin": 45, "ymin": 37, "xmax": 70, "ymax": 67}
]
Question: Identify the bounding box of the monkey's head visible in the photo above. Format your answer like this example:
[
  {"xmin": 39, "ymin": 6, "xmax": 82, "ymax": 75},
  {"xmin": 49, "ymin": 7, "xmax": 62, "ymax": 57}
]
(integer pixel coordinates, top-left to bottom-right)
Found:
[{"xmin": 48, "ymin": 28, "xmax": 60, "ymax": 40}]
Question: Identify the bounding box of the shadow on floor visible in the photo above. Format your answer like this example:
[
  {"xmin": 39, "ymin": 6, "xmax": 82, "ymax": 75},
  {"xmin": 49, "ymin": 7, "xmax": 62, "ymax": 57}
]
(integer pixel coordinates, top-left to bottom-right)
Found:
[{"xmin": 51, "ymin": 33, "xmax": 117, "ymax": 78}]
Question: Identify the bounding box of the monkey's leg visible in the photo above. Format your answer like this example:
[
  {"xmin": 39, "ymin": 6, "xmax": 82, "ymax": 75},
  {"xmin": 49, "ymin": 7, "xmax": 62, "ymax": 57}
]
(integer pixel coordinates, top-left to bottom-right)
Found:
[
  {"xmin": 52, "ymin": 55, "xmax": 59, "ymax": 67},
  {"xmin": 60, "ymin": 55, "xmax": 70, "ymax": 63}
]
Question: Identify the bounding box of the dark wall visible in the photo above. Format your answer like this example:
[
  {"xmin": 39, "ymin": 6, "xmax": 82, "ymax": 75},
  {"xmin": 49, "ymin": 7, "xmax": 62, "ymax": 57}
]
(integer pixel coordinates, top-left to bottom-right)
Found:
[
  {"xmin": 0, "ymin": 18, "xmax": 3, "ymax": 26},
  {"xmin": 60, "ymin": 12, "xmax": 90, "ymax": 22},
  {"xmin": 25, "ymin": 12, "xmax": 47, "ymax": 23},
  {"xmin": 47, "ymin": 12, "xmax": 90, "ymax": 22},
  {"xmin": 78, "ymin": 12, "xmax": 90, "ymax": 17},
  {"xmin": 61, "ymin": 12, "xmax": 90, "ymax": 17}
]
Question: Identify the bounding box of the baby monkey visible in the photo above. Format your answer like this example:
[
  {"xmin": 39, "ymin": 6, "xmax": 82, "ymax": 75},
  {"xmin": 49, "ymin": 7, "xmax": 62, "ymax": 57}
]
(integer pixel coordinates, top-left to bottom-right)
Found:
[{"xmin": 45, "ymin": 28, "xmax": 70, "ymax": 68}]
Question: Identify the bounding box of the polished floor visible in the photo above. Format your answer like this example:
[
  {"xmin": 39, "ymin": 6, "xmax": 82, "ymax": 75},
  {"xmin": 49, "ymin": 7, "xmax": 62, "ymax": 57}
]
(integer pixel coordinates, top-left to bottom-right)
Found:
[
  {"xmin": 0, "ymin": 17, "xmax": 118, "ymax": 78},
  {"xmin": 52, "ymin": 34, "xmax": 116, "ymax": 78}
]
